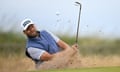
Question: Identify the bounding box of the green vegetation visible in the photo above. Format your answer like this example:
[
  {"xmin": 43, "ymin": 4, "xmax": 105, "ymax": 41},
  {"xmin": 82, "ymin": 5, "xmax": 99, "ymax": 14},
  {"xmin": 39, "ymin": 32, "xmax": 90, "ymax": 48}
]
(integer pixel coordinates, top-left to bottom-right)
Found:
[
  {"xmin": 0, "ymin": 32, "xmax": 120, "ymax": 72},
  {"xmin": 0, "ymin": 32, "xmax": 26, "ymax": 57},
  {"xmin": 0, "ymin": 32, "xmax": 25, "ymax": 43},
  {"xmin": 60, "ymin": 35, "xmax": 120, "ymax": 56},
  {"xmin": 29, "ymin": 66, "xmax": 120, "ymax": 72},
  {"xmin": 0, "ymin": 32, "xmax": 120, "ymax": 57}
]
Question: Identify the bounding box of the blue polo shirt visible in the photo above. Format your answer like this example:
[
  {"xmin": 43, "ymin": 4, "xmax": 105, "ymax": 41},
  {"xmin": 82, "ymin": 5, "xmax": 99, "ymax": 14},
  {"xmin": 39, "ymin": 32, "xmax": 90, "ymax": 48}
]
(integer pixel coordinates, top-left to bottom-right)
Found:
[{"xmin": 26, "ymin": 30, "xmax": 60, "ymax": 64}]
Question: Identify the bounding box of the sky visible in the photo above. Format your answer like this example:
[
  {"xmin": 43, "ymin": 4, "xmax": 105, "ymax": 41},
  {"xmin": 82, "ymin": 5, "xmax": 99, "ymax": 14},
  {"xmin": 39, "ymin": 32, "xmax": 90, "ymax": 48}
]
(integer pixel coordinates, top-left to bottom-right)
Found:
[{"xmin": 0, "ymin": 0, "xmax": 120, "ymax": 38}]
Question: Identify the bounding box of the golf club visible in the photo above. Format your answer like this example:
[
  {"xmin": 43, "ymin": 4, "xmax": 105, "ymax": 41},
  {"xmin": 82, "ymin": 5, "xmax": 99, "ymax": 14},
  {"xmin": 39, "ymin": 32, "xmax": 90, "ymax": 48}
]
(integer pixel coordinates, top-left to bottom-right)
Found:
[{"xmin": 75, "ymin": 2, "xmax": 82, "ymax": 44}]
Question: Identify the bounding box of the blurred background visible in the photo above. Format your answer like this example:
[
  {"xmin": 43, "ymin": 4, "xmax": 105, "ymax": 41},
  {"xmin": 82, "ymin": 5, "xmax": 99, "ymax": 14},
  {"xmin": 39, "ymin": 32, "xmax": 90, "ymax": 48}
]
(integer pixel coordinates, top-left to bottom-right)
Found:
[
  {"xmin": 0, "ymin": 0, "xmax": 120, "ymax": 72},
  {"xmin": 0, "ymin": 0, "xmax": 120, "ymax": 37}
]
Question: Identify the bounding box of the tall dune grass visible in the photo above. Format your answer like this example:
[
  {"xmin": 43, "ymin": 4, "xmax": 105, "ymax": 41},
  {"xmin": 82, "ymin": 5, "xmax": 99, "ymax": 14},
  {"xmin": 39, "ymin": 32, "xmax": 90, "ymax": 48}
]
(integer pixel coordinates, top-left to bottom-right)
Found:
[
  {"xmin": 0, "ymin": 32, "xmax": 120, "ymax": 57},
  {"xmin": 0, "ymin": 32, "xmax": 120, "ymax": 72}
]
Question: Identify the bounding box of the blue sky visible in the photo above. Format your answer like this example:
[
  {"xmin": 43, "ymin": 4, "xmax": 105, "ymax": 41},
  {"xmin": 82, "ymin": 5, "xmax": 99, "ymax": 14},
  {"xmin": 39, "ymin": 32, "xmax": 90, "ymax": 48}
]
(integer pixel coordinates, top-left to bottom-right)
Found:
[{"xmin": 0, "ymin": 0, "xmax": 120, "ymax": 38}]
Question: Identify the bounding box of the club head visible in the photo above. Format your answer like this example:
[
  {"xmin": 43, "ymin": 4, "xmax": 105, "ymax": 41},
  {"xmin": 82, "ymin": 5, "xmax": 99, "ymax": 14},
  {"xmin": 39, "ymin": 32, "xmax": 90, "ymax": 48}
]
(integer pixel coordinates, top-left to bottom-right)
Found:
[
  {"xmin": 75, "ymin": 2, "xmax": 80, "ymax": 5},
  {"xmin": 75, "ymin": 2, "xmax": 82, "ymax": 7}
]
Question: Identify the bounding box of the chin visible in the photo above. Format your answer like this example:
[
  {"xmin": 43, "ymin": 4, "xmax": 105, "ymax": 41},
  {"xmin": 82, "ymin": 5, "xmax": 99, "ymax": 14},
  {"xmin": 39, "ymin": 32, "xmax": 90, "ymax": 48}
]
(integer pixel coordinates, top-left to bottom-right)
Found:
[{"xmin": 27, "ymin": 34, "xmax": 37, "ymax": 38}]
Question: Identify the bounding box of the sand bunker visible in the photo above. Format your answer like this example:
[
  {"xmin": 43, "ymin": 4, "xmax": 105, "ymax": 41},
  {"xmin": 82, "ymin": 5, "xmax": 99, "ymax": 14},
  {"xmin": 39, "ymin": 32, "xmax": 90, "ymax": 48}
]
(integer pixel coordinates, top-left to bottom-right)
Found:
[
  {"xmin": 24, "ymin": 46, "xmax": 120, "ymax": 71},
  {"xmin": 37, "ymin": 47, "xmax": 82, "ymax": 70}
]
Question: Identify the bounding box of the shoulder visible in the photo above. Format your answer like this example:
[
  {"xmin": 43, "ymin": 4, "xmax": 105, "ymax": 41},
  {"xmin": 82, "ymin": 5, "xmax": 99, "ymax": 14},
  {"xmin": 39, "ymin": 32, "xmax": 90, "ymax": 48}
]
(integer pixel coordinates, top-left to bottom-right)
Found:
[
  {"xmin": 40, "ymin": 30, "xmax": 50, "ymax": 33},
  {"xmin": 40, "ymin": 30, "xmax": 48, "ymax": 33},
  {"xmin": 40, "ymin": 30, "xmax": 52, "ymax": 35}
]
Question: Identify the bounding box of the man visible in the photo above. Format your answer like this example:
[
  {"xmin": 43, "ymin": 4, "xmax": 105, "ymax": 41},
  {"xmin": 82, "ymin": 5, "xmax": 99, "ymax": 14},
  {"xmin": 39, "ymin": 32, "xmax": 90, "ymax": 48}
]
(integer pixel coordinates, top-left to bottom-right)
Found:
[{"xmin": 21, "ymin": 19, "xmax": 77, "ymax": 69}]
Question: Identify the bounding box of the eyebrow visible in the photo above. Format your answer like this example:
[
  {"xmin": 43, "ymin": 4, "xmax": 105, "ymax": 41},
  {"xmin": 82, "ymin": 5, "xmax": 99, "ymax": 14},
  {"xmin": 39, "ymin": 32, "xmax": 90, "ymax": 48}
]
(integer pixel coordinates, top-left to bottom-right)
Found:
[{"xmin": 26, "ymin": 24, "xmax": 34, "ymax": 30}]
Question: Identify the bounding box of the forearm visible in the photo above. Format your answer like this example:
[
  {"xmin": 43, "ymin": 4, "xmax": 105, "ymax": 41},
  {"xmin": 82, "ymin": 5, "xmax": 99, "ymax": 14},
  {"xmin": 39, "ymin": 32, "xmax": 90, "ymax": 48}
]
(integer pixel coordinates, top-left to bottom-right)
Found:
[
  {"xmin": 57, "ymin": 40, "xmax": 70, "ymax": 50},
  {"xmin": 40, "ymin": 52, "xmax": 53, "ymax": 61}
]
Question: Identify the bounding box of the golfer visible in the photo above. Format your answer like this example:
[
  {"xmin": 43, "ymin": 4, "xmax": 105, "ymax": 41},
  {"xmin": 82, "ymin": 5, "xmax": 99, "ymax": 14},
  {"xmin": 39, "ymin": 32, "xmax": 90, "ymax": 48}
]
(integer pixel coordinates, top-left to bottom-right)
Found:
[{"xmin": 21, "ymin": 19, "xmax": 77, "ymax": 68}]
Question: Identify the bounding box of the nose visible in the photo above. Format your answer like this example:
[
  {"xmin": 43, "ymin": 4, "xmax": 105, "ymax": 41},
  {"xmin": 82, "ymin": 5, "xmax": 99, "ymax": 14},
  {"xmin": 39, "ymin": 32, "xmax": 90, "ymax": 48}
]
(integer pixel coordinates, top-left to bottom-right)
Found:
[{"xmin": 29, "ymin": 27, "xmax": 34, "ymax": 33}]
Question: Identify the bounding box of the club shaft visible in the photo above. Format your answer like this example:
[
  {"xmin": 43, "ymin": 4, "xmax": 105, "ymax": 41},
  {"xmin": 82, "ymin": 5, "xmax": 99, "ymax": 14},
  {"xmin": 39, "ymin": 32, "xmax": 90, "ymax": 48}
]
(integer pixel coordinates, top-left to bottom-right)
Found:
[{"xmin": 76, "ymin": 3, "xmax": 82, "ymax": 44}]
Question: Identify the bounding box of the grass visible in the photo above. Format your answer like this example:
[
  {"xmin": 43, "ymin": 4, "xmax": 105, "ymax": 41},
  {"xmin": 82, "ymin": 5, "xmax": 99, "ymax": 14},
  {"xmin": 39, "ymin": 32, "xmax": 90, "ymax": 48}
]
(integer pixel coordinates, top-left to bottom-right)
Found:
[
  {"xmin": 0, "ymin": 32, "xmax": 120, "ymax": 72},
  {"xmin": 0, "ymin": 32, "xmax": 120, "ymax": 57},
  {"xmin": 29, "ymin": 66, "xmax": 120, "ymax": 72}
]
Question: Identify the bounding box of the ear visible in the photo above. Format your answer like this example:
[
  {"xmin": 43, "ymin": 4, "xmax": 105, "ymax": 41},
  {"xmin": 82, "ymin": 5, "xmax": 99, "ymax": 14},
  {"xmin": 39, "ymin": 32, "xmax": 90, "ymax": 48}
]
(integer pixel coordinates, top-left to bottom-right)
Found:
[{"xmin": 23, "ymin": 30, "xmax": 26, "ymax": 34}]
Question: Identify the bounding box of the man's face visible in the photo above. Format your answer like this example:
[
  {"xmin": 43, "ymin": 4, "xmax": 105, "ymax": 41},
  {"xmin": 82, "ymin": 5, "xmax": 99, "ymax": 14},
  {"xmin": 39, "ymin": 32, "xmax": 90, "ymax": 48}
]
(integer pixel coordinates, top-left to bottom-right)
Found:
[{"xmin": 23, "ymin": 24, "xmax": 38, "ymax": 38}]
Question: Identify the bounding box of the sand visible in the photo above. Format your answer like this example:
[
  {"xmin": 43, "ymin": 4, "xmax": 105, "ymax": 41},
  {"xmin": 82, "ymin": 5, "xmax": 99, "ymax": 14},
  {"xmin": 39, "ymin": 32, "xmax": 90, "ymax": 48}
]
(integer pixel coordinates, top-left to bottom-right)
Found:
[{"xmin": 37, "ymin": 47, "xmax": 82, "ymax": 70}]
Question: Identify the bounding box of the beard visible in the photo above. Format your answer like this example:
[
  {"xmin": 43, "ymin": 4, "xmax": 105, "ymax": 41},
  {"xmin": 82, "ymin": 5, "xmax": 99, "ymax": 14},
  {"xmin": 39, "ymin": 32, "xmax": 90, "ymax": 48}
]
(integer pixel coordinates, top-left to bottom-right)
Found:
[
  {"xmin": 27, "ymin": 35, "xmax": 37, "ymax": 38},
  {"xmin": 27, "ymin": 32, "xmax": 38, "ymax": 38}
]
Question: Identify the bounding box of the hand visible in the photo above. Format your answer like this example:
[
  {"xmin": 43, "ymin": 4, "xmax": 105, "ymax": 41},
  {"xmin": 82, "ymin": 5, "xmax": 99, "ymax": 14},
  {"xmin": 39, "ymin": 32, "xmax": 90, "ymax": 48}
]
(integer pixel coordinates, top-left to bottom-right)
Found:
[
  {"xmin": 71, "ymin": 43, "xmax": 79, "ymax": 53},
  {"xmin": 72, "ymin": 43, "xmax": 78, "ymax": 49}
]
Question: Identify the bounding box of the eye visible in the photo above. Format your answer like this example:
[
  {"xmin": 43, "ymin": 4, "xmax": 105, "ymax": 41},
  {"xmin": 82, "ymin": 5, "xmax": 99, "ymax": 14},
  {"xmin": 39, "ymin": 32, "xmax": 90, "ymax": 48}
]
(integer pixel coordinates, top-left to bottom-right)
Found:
[
  {"xmin": 27, "ymin": 25, "xmax": 32, "ymax": 30},
  {"xmin": 26, "ymin": 27, "xmax": 30, "ymax": 31},
  {"xmin": 31, "ymin": 25, "xmax": 34, "ymax": 27},
  {"xmin": 27, "ymin": 30, "xmax": 30, "ymax": 33}
]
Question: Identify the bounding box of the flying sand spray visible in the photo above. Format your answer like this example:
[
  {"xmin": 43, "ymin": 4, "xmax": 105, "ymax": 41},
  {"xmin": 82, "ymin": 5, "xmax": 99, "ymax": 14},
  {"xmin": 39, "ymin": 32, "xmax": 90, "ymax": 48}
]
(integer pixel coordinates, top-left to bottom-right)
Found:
[{"xmin": 37, "ymin": 2, "xmax": 82, "ymax": 69}]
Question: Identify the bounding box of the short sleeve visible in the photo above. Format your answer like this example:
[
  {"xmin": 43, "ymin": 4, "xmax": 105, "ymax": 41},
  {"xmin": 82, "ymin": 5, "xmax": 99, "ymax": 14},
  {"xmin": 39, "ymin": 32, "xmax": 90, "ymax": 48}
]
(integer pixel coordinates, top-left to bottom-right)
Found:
[{"xmin": 27, "ymin": 47, "xmax": 45, "ymax": 60}]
